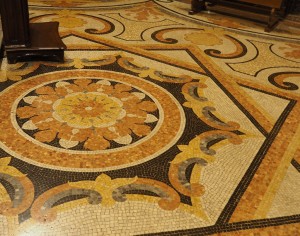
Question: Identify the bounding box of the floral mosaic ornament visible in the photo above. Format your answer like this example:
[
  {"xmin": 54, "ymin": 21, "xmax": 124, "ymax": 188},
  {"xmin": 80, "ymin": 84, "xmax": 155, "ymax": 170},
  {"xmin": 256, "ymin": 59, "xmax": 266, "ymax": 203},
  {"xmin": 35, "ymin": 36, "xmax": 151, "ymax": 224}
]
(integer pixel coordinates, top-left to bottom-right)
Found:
[
  {"xmin": 281, "ymin": 43, "xmax": 300, "ymax": 59},
  {"xmin": 52, "ymin": 10, "xmax": 87, "ymax": 28},
  {"xmin": 277, "ymin": 43, "xmax": 300, "ymax": 62},
  {"xmin": 184, "ymin": 28, "xmax": 225, "ymax": 46},
  {"xmin": 0, "ymin": 62, "xmax": 39, "ymax": 82},
  {"xmin": 17, "ymin": 79, "xmax": 158, "ymax": 150},
  {"xmin": 0, "ymin": 70, "xmax": 185, "ymax": 171},
  {"xmin": 123, "ymin": 1, "xmax": 164, "ymax": 21}
]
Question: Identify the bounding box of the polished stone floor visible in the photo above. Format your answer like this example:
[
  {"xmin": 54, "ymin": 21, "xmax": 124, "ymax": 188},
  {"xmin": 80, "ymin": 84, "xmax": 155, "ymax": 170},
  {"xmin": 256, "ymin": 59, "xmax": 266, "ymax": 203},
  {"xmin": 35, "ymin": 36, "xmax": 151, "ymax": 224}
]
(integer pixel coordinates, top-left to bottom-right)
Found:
[{"xmin": 0, "ymin": 0, "xmax": 299, "ymax": 235}]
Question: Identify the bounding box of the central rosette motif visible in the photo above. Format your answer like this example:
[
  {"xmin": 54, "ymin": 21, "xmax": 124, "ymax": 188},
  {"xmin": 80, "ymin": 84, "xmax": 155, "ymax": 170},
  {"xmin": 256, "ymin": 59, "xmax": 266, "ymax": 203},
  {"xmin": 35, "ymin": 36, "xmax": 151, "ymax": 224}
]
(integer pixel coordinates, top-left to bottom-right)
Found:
[
  {"xmin": 16, "ymin": 79, "xmax": 159, "ymax": 151},
  {"xmin": 53, "ymin": 92, "xmax": 126, "ymax": 129}
]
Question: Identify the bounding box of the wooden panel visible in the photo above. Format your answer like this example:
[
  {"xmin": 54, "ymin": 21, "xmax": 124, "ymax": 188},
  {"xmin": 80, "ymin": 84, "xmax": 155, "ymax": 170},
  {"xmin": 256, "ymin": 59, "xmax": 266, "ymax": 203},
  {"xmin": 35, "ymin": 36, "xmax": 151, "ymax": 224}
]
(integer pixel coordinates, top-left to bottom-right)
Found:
[
  {"xmin": 232, "ymin": 0, "xmax": 283, "ymax": 9},
  {"xmin": 0, "ymin": 0, "xmax": 30, "ymax": 47},
  {"xmin": 190, "ymin": 0, "xmax": 287, "ymax": 31}
]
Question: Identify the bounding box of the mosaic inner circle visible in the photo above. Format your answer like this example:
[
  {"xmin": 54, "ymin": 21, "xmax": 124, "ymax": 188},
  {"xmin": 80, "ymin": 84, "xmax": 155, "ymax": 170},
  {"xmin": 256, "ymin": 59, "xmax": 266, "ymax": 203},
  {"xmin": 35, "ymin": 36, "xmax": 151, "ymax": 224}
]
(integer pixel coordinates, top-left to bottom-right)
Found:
[
  {"xmin": 16, "ymin": 79, "xmax": 159, "ymax": 151},
  {"xmin": 0, "ymin": 70, "xmax": 185, "ymax": 171}
]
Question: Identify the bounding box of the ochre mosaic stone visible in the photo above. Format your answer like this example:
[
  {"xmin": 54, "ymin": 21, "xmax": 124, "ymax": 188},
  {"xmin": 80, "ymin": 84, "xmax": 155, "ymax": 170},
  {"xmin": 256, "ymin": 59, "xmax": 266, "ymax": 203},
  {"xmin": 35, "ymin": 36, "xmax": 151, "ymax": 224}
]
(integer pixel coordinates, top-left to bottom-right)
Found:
[
  {"xmin": 213, "ymin": 223, "xmax": 300, "ymax": 236},
  {"xmin": 0, "ymin": 0, "xmax": 299, "ymax": 235}
]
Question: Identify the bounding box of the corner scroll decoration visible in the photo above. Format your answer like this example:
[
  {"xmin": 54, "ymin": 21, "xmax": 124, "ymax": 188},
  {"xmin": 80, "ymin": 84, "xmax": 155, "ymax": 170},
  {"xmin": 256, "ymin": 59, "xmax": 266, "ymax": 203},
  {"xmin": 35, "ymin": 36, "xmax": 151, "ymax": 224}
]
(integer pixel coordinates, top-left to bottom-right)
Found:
[
  {"xmin": 0, "ymin": 55, "xmax": 118, "ymax": 82},
  {"xmin": 169, "ymin": 131, "xmax": 243, "ymax": 196},
  {"xmin": 113, "ymin": 178, "xmax": 180, "ymax": 211},
  {"xmin": 204, "ymin": 35, "xmax": 248, "ymax": 59},
  {"xmin": 0, "ymin": 62, "xmax": 39, "ymax": 82},
  {"xmin": 0, "ymin": 157, "xmax": 34, "ymax": 216},
  {"xmin": 30, "ymin": 174, "xmax": 181, "ymax": 223},
  {"xmin": 151, "ymin": 27, "xmax": 203, "ymax": 44},
  {"xmin": 268, "ymin": 72, "xmax": 300, "ymax": 91},
  {"xmin": 168, "ymin": 80, "xmax": 245, "ymax": 208},
  {"xmin": 182, "ymin": 82, "xmax": 241, "ymax": 131},
  {"xmin": 118, "ymin": 56, "xmax": 193, "ymax": 83},
  {"xmin": 44, "ymin": 55, "xmax": 118, "ymax": 69}
]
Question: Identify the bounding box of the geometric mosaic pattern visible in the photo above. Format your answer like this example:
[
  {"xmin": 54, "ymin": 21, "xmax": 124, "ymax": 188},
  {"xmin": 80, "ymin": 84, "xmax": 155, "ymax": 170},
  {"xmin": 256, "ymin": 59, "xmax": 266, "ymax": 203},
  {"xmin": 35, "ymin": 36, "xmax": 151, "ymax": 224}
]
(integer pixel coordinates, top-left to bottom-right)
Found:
[{"xmin": 0, "ymin": 0, "xmax": 299, "ymax": 235}]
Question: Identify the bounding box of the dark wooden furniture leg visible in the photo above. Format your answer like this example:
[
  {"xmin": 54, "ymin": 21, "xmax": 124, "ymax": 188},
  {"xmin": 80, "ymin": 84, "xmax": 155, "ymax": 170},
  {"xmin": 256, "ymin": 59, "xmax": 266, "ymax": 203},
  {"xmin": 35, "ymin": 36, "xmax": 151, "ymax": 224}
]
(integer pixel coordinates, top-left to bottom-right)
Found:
[
  {"xmin": 189, "ymin": 0, "xmax": 207, "ymax": 15},
  {"xmin": 0, "ymin": 0, "xmax": 66, "ymax": 64},
  {"xmin": 0, "ymin": 0, "xmax": 30, "ymax": 48},
  {"xmin": 6, "ymin": 22, "xmax": 66, "ymax": 64},
  {"xmin": 265, "ymin": 8, "xmax": 280, "ymax": 32},
  {"xmin": 0, "ymin": 42, "xmax": 4, "ymax": 59}
]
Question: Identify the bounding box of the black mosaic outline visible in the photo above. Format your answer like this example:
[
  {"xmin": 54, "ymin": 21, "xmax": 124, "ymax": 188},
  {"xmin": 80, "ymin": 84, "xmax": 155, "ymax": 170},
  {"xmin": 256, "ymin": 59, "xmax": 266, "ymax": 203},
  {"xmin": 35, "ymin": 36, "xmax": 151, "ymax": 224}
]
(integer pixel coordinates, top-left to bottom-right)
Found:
[
  {"xmin": 60, "ymin": 34, "xmax": 118, "ymax": 48},
  {"xmin": 150, "ymin": 27, "xmax": 203, "ymax": 44},
  {"xmin": 216, "ymin": 99, "xmax": 296, "ymax": 225},
  {"xmin": 238, "ymin": 83, "xmax": 296, "ymax": 100},
  {"xmin": 268, "ymin": 71, "xmax": 300, "ymax": 91},
  {"xmin": 140, "ymin": 214, "xmax": 300, "ymax": 236},
  {"xmin": 204, "ymin": 35, "xmax": 248, "ymax": 59},
  {"xmin": 227, "ymin": 39, "xmax": 300, "ymax": 77},
  {"xmin": 239, "ymin": 84, "xmax": 300, "ymax": 175},
  {"xmin": 80, "ymin": 13, "xmax": 116, "ymax": 35},
  {"xmin": 291, "ymin": 159, "xmax": 300, "ymax": 173}
]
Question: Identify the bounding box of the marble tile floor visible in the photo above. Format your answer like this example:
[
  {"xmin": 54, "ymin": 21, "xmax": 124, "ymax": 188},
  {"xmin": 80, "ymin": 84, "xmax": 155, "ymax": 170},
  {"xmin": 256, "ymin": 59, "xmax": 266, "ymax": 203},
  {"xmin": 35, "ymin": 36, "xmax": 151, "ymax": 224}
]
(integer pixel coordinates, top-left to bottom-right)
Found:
[{"xmin": 0, "ymin": 0, "xmax": 299, "ymax": 235}]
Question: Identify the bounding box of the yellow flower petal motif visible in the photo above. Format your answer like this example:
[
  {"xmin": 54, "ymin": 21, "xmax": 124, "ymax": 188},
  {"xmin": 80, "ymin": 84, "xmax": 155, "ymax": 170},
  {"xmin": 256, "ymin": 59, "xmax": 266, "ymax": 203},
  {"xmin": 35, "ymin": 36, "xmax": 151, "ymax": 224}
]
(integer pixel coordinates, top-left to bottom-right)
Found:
[
  {"xmin": 0, "ymin": 157, "xmax": 25, "ymax": 177},
  {"xmin": 279, "ymin": 43, "xmax": 300, "ymax": 60},
  {"xmin": 52, "ymin": 10, "xmax": 87, "ymax": 28},
  {"xmin": 17, "ymin": 78, "xmax": 158, "ymax": 150},
  {"xmin": 0, "ymin": 157, "xmax": 11, "ymax": 166},
  {"xmin": 184, "ymin": 28, "xmax": 226, "ymax": 46},
  {"xmin": 124, "ymin": 2, "xmax": 164, "ymax": 21},
  {"xmin": 0, "ymin": 62, "xmax": 39, "ymax": 82},
  {"xmin": 53, "ymin": 92, "xmax": 125, "ymax": 128}
]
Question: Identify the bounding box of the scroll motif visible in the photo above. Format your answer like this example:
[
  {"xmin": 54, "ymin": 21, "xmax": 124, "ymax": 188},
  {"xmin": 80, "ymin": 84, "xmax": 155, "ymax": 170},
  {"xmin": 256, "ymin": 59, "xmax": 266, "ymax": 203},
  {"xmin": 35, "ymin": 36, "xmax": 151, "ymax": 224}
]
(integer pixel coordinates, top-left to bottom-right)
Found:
[
  {"xmin": 31, "ymin": 174, "xmax": 181, "ymax": 223},
  {"xmin": 118, "ymin": 57, "xmax": 193, "ymax": 83},
  {"xmin": 0, "ymin": 157, "xmax": 34, "ymax": 216},
  {"xmin": 268, "ymin": 72, "xmax": 300, "ymax": 91}
]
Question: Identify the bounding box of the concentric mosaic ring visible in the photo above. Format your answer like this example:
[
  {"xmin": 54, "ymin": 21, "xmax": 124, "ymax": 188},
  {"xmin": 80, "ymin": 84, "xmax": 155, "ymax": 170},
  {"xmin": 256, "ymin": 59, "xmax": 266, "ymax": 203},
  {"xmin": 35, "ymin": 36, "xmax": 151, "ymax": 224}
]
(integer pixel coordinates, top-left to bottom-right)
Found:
[{"xmin": 0, "ymin": 70, "xmax": 185, "ymax": 171}]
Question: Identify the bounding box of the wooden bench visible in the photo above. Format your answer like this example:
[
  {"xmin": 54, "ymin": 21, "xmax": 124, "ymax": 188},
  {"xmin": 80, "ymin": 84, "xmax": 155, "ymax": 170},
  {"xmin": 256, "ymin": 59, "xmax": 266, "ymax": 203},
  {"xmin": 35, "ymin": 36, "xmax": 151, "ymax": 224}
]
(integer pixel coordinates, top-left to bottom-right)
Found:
[{"xmin": 189, "ymin": 0, "xmax": 288, "ymax": 32}]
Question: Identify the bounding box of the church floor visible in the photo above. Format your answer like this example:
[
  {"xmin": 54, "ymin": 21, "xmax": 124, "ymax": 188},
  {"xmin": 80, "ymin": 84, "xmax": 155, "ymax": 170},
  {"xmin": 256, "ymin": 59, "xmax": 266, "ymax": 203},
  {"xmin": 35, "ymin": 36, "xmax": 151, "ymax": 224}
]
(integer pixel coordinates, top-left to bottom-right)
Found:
[{"xmin": 0, "ymin": 0, "xmax": 300, "ymax": 235}]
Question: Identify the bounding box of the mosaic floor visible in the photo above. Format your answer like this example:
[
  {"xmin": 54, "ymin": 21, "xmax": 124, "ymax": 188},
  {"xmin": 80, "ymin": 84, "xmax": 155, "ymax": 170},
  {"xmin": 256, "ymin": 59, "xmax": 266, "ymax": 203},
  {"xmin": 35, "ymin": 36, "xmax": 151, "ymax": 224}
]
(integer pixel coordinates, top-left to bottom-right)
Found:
[{"xmin": 0, "ymin": 0, "xmax": 300, "ymax": 235}]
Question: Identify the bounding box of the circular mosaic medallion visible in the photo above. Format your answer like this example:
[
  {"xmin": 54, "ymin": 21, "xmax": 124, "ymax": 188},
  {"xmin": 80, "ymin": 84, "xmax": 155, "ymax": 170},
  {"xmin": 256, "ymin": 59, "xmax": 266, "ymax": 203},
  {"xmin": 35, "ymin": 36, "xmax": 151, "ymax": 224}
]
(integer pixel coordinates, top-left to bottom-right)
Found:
[{"xmin": 0, "ymin": 70, "xmax": 185, "ymax": 171}]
